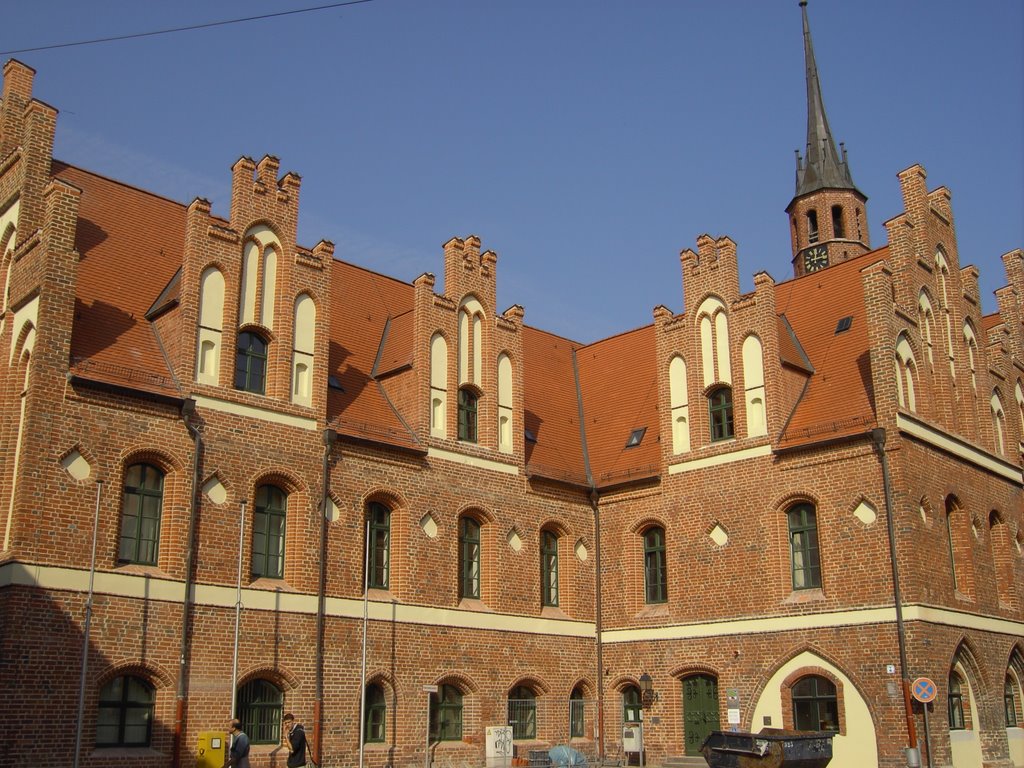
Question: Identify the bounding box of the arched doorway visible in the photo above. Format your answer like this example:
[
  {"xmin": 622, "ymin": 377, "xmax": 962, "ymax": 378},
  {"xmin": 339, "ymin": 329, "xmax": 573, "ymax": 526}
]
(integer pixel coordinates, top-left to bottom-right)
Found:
[{"xmin": 681, "ymin": 674, "xmax": 720, "ymax": 756}]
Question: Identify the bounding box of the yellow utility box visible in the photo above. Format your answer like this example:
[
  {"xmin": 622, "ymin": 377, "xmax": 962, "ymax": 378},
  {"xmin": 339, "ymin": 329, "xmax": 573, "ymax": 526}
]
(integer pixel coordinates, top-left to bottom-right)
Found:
[{"xmin": 196, "ymin": 731, "xmax": 228, "ymax": 768}]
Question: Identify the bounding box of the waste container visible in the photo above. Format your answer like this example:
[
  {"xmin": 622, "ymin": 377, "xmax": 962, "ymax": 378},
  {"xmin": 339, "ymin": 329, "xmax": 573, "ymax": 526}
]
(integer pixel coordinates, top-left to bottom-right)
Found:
[{"xmin": 700, "ymin": 728, "xmax": 834, "ymax": 768}]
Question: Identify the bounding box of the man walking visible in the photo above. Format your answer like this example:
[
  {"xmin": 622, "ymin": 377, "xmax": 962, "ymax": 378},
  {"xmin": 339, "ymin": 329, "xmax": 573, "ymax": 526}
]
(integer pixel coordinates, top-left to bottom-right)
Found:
[{"xmin": 283, "ymin": 712, "xmax": 308, "ymax": 767}]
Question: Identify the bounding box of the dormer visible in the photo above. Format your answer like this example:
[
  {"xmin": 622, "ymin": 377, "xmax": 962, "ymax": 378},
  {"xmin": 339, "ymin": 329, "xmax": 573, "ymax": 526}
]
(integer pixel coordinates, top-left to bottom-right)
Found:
[
  {"xmin": 181, "ymin": 155, "xmax": 332, "ymax": 415},
  {"xmin": 413, "ymin": 236, "xmax": 524, "ymax": 463}
]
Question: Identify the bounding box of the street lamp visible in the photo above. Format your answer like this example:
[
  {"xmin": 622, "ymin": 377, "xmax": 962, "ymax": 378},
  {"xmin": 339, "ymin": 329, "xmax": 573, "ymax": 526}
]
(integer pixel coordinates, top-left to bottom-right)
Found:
[{"xmin": 639, "ymin": 672, "xmax": 659, "ymax": 708}]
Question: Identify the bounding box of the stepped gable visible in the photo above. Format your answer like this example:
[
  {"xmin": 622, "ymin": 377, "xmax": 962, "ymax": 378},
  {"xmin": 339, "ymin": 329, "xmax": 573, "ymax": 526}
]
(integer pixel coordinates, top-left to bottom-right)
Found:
[
  {"xmin": 54, "ymin": 161, "xmax": 186, "ymax": 398},
  {"xmin": 775, "ymin": 246, "xmax": 887, "ymax": 447},
  {"xmin": 577, "ymin": 324, "xmax": 659, "ymax": 488}
]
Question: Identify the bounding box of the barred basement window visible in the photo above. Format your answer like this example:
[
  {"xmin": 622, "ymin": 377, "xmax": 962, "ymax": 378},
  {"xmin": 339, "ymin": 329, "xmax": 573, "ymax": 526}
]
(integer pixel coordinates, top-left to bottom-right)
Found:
[
  {"xmin": 622, "ymin": 685, "xmax": 642, "ymax": 724},
  {"xmin": 119, "ymin": 463, "xmax": 164, "ymax": 565},
  {"xmin": 508, "ymin": 686, "xmax": 537, "ymax": 740},
  {"xmin": 570, "ymin": 687, "xmax": 585, "ymax": 738},
  {"xmin": 237, "ymin": 679, "xmax": 283, "ymax": 744},
  {"xmin": 96, "ymin": 675, "xmax": 154, "ymax": 747}
]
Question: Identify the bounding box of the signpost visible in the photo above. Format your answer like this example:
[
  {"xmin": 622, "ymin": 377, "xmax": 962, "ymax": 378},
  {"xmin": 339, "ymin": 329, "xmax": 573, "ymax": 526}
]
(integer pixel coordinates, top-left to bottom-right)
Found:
[{"xmin": 911, "ymin": 678, "xmax": 936, "ymax": 768}]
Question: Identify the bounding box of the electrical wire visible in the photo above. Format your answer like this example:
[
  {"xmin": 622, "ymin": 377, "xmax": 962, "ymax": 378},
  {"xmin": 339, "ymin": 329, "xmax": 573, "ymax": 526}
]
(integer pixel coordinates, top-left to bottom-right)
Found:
[{"xmin": 0, "ymin": 0, "xmax": 375, "ymax": 56}]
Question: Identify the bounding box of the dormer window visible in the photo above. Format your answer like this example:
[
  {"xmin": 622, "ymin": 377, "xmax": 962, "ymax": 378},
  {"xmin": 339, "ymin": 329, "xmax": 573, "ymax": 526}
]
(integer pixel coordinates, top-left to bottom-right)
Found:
[
  {"xmin": 235, "ymin": 331, "xmax": 268, "ymax": 395},
  {"xmin": 708, "ymin": 386, "xmax": 734, "ymax": 442},
  {"xmin": 625, "ymin": 427, "xmax": 646, "ymax": 448},
  {"xmin": 458, "ymin": 386, "xmax": 478, "ymax": 443}
]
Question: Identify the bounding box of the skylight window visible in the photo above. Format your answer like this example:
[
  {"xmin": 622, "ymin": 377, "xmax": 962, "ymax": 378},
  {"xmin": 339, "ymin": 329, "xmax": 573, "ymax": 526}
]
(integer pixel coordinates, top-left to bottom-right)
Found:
[
  {"xmin": 524, "ymin": 428, "xmax": 537, "ymax": 444},
  {"xmin": 625, "ymin": 427, "xmax": 647, "ymax": 448},
  {"xmin": 328, "ymin": 375, "xmax": 345, "ymax": 391},
  {"xmin": 835, "ymin": 316, "xmax": 853, "ymax": 334}
]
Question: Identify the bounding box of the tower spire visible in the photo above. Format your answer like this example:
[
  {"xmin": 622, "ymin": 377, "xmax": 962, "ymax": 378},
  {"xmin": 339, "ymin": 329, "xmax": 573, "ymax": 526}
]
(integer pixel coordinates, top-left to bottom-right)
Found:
[{"xmin": 794, "ymin": 0, "xmax": 858, "ymax": 197}]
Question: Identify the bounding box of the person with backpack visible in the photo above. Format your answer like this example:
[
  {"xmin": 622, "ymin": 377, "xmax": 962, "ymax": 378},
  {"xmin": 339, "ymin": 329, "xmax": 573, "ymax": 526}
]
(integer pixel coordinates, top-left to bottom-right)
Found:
[{"xmin": 283, "ymin": 712, "xmax": 308, "ymax": 767}]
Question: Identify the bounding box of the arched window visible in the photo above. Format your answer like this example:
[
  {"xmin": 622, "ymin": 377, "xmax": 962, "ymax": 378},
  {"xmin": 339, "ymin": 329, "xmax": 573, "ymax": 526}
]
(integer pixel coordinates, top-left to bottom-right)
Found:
[
  {"xmin": 252, "ymin": 484, "xmax": 286, "ymax": 579},
  {"xmin": 936, "ymin": 248, "xmax": 955, "ymax": 379},
  {"xmin": 708, "ymin": 386, "xmax": 734, "ymax": 442},
  {"xmin": 197, "ymin": 267, "xmax": 225, "ymax": 384},
  {"xmin": 742, "ymin": 336, "xmax": 767, "ymax": 437},
  {"xmin": 948, "ymin": 672, "xmax": 965, "ymax": 730},
  {"xmin": 964, "ymin": 323, "xmax": 978, "ymax": 394},
  {"xmin": 643, "ymin": 526, "xmax": 667, "ymax": 604},
  {"xmin": 497, "ymin": 352, "xmax": 514, "ymax": 453},
  {"xmin": 459, "ymin": 516, "xmax": 481, "ymax": 600},
  {"xmin": 541, "ymin": 530, "xmax": 560, "ymax": 607},
  {"xmin": 368, "ymin": 502, "xmax": 391, "ymax": 590},
  {"xmin": 788, "ymin": 503, "xmax": 821, "ymax": 590},
  {"xmin": 458, "ymin": 387, "xmax": 478, "ymax": 443},
  {"xmin": 235, "ymin": 331, "xmax": 268, "ymax": 394},
  {"xmin": 918, "ymin": 292, "xmax": 935, "ymax": 366},
  {"xmin": 238, "ymin": 679, "xmax": 283, "ymax": 744},
  {"xmin": 119, "ymin": 463, "xmax": 164, "ymax": 565},
  {"xmin": 569, "ymin": 686, "xmax": 585, "ymax": 738},
  {"xmin": 96, "ymin": 675, "xmax": 154, "ymax": 747},
  {"xmin": 508, "ymin": 686, "xmax": 537, "ymax": 740},
  {"xmin": 669, "ymin": 356, "xmax": 690, "ymax": 454},
  {"xmin": 430, "ymin": 333, "xmax": 448, "ymax": 438},
  {"xmin": 430, "ymin": 684, "xmax": 463, "ymax": 742},
  {"xmin": 622, "ymin": 685, "xmax": 642, "ymax": 724},
  {"xmin": 992, "ymin": 391, "xmax": 1007, "ymax": 455},
  {"xmin": 895, "ymin": 335, "xmax": 917, "ymax": 412},
  {"xmin": 364, "ymin": 683, "xmax": 386, "ymax": 743},
  {"xmin": 807, "ymin": 210, "xmax": 819, "ymax": 243},
  {"xmin": 291, "ymin": 294, "xmax": 316, "ymax": 406},
  {"xmin": 791, "ymin": 675, "xmax": 838, "ymax": 732},
  {"xmin": 831, "ymin": 205, "xmax": 845, "ymax": 239}
]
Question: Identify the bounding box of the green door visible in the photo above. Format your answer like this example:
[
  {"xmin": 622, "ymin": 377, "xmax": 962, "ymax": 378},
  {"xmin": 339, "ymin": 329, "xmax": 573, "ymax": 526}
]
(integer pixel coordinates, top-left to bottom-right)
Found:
[{"xmin": 682, "ymin": 675, "xmax": 720, "ymax": 756}]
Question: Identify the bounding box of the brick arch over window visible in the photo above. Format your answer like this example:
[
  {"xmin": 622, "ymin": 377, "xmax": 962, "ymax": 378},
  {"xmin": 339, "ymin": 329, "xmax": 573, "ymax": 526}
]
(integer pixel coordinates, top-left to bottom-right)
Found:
[
  {"xmin": 944, "ymin": 495, "xmax": 976, "ymax": 599},
  {"xmin": 116, "ymin": 449, "xmax": 189, "ymax": 573},
  {"xmin": 989, "ymin": 511, "xmax": 1016, "ymax": 608},
  {"xmin": 361, "ymin": 490, "xmax": 409, "ymax": 600},
  {"xmin": 97, "ymin": 659, "xmax": 175, "ymax": 690},
  {"xmin": 458, "ymin": 508, "xmax": 495, "ymax": 604},
  {"xmin": 781, "ymin": 667, "xmax": 845, "ymax": 734},
  {"xmin": 626, "ymin": 517, "xmax": 670, "ymax": 613},
  {"xmin": 237, "ymin": 663, "xmax": 300, "ymax": 692}
]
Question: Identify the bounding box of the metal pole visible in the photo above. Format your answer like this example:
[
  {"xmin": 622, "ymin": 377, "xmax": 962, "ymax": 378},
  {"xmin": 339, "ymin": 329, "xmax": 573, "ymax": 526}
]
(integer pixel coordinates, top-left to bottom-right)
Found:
[
  {"xmin": 424, "ymin": 690, "xmax": 430, "ymax": 768},
  {"xmin": 230, "ymin": 500, "xmax": 247, "ymax": 724},
  {"xmin": 872, "ymin": 428, "xmax": 919, "ymax": 763},
  {"xmin": 359, "ymin": 519, "xmax": 370, "ymax": 768},
  {"xmin": 73, "ymin": 479, "xmax": 103, "ymax": 768},
  {"xmin": 314, "ymin": 429, "xmax": 336, "ymax": 766},
  {"xmin": 922, "ymin": 704, "xmax": 933, "ymax": 768}
]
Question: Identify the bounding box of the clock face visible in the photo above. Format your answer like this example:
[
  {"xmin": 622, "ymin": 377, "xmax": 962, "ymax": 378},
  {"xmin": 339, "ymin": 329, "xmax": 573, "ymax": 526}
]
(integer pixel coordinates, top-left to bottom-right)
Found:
[{"xmin": 803, "ymin": 245, "xmax": 829, "ymax": 273}]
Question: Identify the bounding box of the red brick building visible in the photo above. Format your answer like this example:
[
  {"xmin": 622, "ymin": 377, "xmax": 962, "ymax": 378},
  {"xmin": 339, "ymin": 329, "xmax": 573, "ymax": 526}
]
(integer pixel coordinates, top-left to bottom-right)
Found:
[{"xmin": 0, "ymin": 5, "xmax": 1021, "ymax": 768}]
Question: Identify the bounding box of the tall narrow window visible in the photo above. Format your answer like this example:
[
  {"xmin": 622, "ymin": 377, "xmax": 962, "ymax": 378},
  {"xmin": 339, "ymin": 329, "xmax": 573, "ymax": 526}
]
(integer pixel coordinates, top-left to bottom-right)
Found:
[
  {"xmin": 368, "ymin": 502, "xmax": 391, "ymax": 590},
  {"xmin": 364, "ymin": 683, "xmax": 386, "ymax": 743},
  {"xmin": 831, "ymin": 205, "xmax": 845, "ymax": 239},
  {"xmin": 497, "ymin": 353, "xmax": 513, "ymax": 453},
  {"xmin": 895, "ymin": 335, "xmax": 917, "ymax": 412},
  {"xmin": 1006, "ymin": 676, "xmax": 1019, "ymax": 727},
  {"xmin": 197, "ymin": 267, "xmax": 225, "ymax": 384},
  {"xmin": 291, "ymin": 293, "xmax": 316, "ymax": 406},
  {"xmin": 235, "ymin": 331, "xmax": 268, "ymax": 394},
  {"xmin": 458, "ymin": 387, "xmax": 478, "ymax": 443},
  {"xmin": 119, "ymin": 463, "xmax": 164, "ymax": 565},
  {"xmin": 992, "ymin": 392, "xmax": 1007, "ymax": 455},
  {"xmin": 508, "ymin": 686, "xmax": 537, "ymax": 740},
  {"xmin": 569, "ymin": 687, "xmax": 585, "ymax": 738},
  {"xmin": 459, "ymin": 516, "xmax": 481, "ymax": 600},
  {"xmin": 791, "ymin": 675, "xmax": 838, "ymax": 732},
  {"xmin": 708, "ymin": 386, "xmax": 734, "ymax": 441},
  {"xmin": 948, "ymin": 673, "xmax": 965, "ymax": 730},
  {"xmin": 669, "ymin": 356, "xmax": 690, "ymax": 454},
  {"xmin": 622, "ymin": 686, "xmax": 642, "ymax": 724},
  {"xmin": 252, "ymin": 485, "xmax": 286, "ymax": 579},
  {"xmin": 807, "ymin": 210, "xmax": 819, "ymax": 243},
  {"xmin": 946, "ymin": 497, "xmax": 960, "ymax": 592},
  {"xmin": 96, "ymin": 675, "xmax": 154, "ymax": 747},
  {"xmin": 237, "ymin": 679, "xmax": 283, "ymax": 744},
  {"xmin": 788, "ymin": 503, "xmax": 821, "ymax": 589},
  {"xmin": 430, "ymin": 333, "xmax": 448, "ymax": 438},
  {"xmin": 541, "ymin": 530, "xmax": 559, "ymax": 607},
  {"xmin": 430, "ymin": 685, "xmax": 463, "ymax": 742},
  {"xmin": 644, "ymin": 526, "xmax": 667, "ymax": 604}
]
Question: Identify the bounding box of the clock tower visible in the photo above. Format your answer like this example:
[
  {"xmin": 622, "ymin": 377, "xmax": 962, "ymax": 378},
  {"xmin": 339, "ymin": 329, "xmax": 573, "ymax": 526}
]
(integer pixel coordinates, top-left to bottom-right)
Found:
[{"xmin": 786, "ymin": 0, "xmax": 871, "ymax": 277}]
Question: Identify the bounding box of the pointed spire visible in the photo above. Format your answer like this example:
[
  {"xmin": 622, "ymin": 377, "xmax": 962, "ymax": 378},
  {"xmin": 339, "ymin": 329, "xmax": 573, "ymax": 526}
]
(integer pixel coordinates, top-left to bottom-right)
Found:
[{"xmin": 794, "ymin": 0, "xmax": 860, "ymax": 198}]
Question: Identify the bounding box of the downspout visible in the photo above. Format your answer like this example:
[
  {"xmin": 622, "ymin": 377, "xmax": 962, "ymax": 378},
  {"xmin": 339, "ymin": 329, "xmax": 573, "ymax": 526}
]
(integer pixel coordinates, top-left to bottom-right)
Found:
[
  {"xmin": 72, "ymin": 478, "xmax": 103, "ymax": 768},
  {"xmin": 174, "ymin": 397, "xmax": 202, "ymax": 767},
  {"xmin": 871, "ymin": 428, "xmax": 919, "ymax": 762},
  {"xmin": 314, "ymin": 428, "xmax": 338, "ymax": 766},
  {"xmin": 230, "ymin": 500, "xmax": 248, "ymax": 724},
  {"xmin": 571, "ymin": 348, "xmax": 603, "ymax": 759}
]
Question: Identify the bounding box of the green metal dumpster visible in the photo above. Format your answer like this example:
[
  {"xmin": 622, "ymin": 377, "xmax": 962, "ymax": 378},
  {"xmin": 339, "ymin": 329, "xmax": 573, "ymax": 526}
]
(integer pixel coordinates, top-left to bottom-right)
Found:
[{"xmin": 700, "ymin": 728, "xmax": 834, "ymax": 768}]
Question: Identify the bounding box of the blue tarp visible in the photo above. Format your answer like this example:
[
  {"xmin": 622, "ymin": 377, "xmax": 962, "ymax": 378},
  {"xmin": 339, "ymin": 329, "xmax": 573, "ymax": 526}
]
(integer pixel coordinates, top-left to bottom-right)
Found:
[{"xmin": 549, "ymin": 745, "xmax": 588, "ymax": 767}]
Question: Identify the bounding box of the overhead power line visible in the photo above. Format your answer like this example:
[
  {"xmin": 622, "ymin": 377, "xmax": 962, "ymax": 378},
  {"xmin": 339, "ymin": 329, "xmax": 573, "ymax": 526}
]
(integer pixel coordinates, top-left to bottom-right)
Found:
[{"xmin": 0, "ymin": 0, "xmax": 375, "ymax": 56}]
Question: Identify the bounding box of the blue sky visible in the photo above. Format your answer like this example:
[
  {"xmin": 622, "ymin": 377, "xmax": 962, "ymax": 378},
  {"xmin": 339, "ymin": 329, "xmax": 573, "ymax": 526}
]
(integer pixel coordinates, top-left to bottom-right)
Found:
[{"xmin": 3, "ymin": 1, "xmax": 1022, "ymax": 343}]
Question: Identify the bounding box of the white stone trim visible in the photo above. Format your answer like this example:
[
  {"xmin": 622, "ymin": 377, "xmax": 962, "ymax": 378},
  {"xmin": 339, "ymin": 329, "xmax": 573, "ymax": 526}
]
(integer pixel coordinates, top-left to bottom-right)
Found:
[
  {"xmin": 668, "ymin": 443, "xmax": 771, "ymax": 475},
  {"xmin": 192, "ymin": 394, "xmax": 318, "ymax": 431},
  {"xmin": 897, "ymin": 412, "xmax": 1022, "ymax": 483},
  {"xmin": 427, "ymin": 447, "xmax": 519, "ymax": 475}
]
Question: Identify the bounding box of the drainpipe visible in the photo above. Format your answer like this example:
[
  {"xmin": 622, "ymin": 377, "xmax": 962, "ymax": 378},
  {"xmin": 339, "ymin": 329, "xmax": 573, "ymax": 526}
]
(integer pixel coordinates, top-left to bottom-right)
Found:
[
  {"xmin": 358, "ymin": 518, "xmax": 371, "ymax": 768},
  {"xmin": 173, "ymin": 398, "xmax": 202, "ymax": 767},
  {"xmin": 230, "ymin": 500, "xmax": 248, "ymax": 724},
  {"xmin": 72, "ymin": 478, "xmax": 103, "ymax": 768},
  {"xmin": 871, "ymin": 428, "xmax": 919, "ymax": 765},
  {"xmin": 314, "ymin": 428, "xmax": 337, "ymax": 766},
  {"xmin": 590, "ymin": 487, "xmax": 605, "ymax": 760}
]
